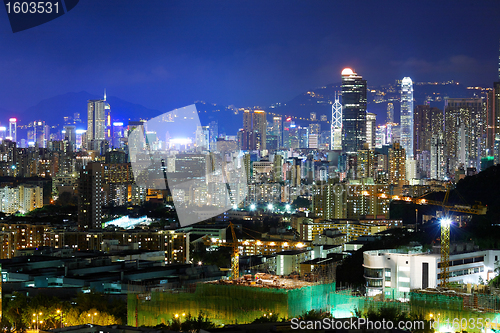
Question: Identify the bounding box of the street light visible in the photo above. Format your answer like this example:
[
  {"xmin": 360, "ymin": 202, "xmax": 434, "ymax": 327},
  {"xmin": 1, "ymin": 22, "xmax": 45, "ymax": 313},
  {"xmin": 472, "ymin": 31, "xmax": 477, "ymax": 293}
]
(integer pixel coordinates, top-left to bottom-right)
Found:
[
  {"xmin": 250, "ymin": 204, "xmax": 256, "ymax": 211},
  {"xmin": 267, "ymin": 203, "xmax": 273, "ymax": 211},
  {"xmin": 56, "ymin": 309, "xmax": 63, "ymax": 328},
  {"xmin": 32, "ymin": 312, "xmax": 42, "ymax": 331},
  {"xmin": 88, "ymin": 312, "xmax": 98, "ymax": 324}
]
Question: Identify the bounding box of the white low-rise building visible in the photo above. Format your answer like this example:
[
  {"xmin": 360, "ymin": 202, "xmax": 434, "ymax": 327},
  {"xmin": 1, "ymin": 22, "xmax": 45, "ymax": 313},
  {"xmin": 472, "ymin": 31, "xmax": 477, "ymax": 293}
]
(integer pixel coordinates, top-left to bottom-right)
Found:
[{"xmin": 363, "ymin": 245, "xmax": 500, "ymax": 297}]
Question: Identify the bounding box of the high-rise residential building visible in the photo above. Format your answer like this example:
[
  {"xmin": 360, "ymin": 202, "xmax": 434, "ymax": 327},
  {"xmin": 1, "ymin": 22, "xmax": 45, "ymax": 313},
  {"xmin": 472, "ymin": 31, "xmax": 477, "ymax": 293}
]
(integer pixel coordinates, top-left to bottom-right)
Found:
[
  {"xmin": 341, "ymin": 68, "xmax": 367, "ymax": 153},
  {"xmin": 331, "ymin": 94, "xmax": 342, "ymax": 150},
  {"xmin": 241, "ymin": 110, "xmax": 266, "ymax": 150},
  {"xmin": 310, "ymin": 112, "xmax": 317, "ymax": 121},
  {"xmin": 430, "ymin": 133, "xmax": 446, "ymax": 180},
  {"xmin": 387, "ymin": 103, "xmax": 394, "ymax": 124},
  {"xmin": 78, "ymin": 162, "xmax": 103, "ymax": 230},
  {"xmin": 366, "ymin": 112, "xmax": 376, "ymax": 150},
  {"xmin": 8, "ymin": 118, "xmax": 16, "ymax": 143},
  {"xmin": 389, "ymin": 142, "xmax": 406, "ymax": 186},
  {"xmin": 444, "ymin": 98, "xmax": 485, "ymax": 171},
  {"xmin": 414, "ymin": 105, "xmax": 443, "ymax": 157},
  {"xmin": 400, "ymin": 77, "xmax": 414, "ymax": 159},
  {"xmin": 252, "ymin": 110, "xmax": 267, "ymax": 151},
  {"xmin": 87, "ymin": 94, "xmax": 109, "ymax": 151}
]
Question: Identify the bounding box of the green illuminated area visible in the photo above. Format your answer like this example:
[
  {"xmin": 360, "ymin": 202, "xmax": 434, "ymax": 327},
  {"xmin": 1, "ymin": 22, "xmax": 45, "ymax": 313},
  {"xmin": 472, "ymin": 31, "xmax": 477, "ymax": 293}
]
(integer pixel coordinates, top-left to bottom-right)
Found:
[{"xmin": 128, "ymin": 282, "xmax": 336, "ymax": 326}]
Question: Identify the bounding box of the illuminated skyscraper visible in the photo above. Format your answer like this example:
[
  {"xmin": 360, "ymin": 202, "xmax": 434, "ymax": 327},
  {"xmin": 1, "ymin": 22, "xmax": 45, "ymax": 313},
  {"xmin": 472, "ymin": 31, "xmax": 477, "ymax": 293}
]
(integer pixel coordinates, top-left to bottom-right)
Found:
[
  {"xmin": 87, "ymin": 92, "xmax": 109, "ymax": 151},
  {"xmin": 241, "ymin": 110, "xmax": 267, "ymax": 150},
  {"xmin": 400, "ymin": 77, "xmax": 414, "ymax": 159},
  {"xmin": 387, "ymin": 103, "xmax": 394, "ymax": 124},
  {"xmin": 444, "ymin": 98, "xmax": 485, "ymax": 171},
  {"xmin": 8, "ymin": 118, "xmax": 16, "ymax": 142},
  {"xmin": 331, "ymin": 93, "xmax": 342, "ymax": 150},
  {"xmin": 341, "ymin": 68, "xmax": 367, "ymax": 153},
  {"xmin": 273, "ymin": 116, "xmax": 282, "ymax": 148},
  {"xmin": 112, "ymin": 122, "xmax": 124, "ymax": 148},
  {"xmin": 366, "ymin": 112, "xmax": 376, "ymax": 150}
]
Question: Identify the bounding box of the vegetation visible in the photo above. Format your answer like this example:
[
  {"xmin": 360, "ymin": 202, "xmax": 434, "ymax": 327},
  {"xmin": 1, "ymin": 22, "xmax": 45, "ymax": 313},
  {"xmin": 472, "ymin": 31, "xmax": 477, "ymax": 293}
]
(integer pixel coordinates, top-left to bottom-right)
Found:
[
  {"xmin": 356, "ymin": 305, "xmax": 433, "ymax": 333},
  {"xmin": 150, "ymin": 312, "xmax": 218, "ymax": 332},
  {"xmin": 2, "ymin": 291, "xmax": 126, "ymax": 331}
]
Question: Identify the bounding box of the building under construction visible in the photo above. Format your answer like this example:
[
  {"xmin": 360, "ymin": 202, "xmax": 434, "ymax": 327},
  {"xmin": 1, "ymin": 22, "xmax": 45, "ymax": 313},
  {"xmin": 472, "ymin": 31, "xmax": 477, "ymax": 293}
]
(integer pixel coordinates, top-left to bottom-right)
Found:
[{"xmin": 128, "ymin": 276, "xmax": 336, "ymax": 326}]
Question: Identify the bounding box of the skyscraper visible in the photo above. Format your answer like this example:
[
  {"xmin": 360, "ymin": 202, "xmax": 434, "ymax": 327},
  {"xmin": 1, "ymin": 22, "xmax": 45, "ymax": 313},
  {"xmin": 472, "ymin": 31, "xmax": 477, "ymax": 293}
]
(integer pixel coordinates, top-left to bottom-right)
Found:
[
  {"xmin": 366, "ymin": 112, "xmax": 376, "ymax": 150},
  {"xmin": 414, "ymin": 105, "xmax": 443, "ymax": 157},
  {"xmin": 331, "ymin": 93, "xmax": 342, "ymax": 150},
  {"xmin": 389, "ymin": 142, "xmax": 406, "ymax": 186},
  {"xmin": 78, "ymin": 162, "xmax": 103, "ymax": 230},
  {"xmin": 341, "ymin": 68, "xmax": 367, "ymax": 153},
  {"xmin": 252, "ymin": 110, "xmax": 267, "ymax": 151},
  {"xmin": 400, "ymin": 77, "xmax": 414, "ymax": 159},
  {"xmin": 387, "ymin": 103, "xmax": 394, "ymax": 124},
  {"xmin": 444, "ymin": 98, "xmax": 485, "ymax": 171},
  {"xmin": 87, "ymin": 93, "xmax": 109, "ymax": 151},
  {"xmin": 241, "ymin": 110, "xmax": 267, "ymax": 150},
  {"xmin": 272, "ymin": 116, "xmax": 282, "ymax": 148},
  {"xmin": 8, "ymin": 118, "xmax": 16, "ymax": 143}
]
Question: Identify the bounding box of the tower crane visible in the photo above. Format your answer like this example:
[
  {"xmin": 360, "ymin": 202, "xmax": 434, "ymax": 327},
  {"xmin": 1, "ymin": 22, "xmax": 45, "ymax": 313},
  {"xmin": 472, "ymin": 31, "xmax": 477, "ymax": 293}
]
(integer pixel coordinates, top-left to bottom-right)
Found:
[{"xmin": 393, "ymin": 185, "xmax": 486, "ymax": 288}]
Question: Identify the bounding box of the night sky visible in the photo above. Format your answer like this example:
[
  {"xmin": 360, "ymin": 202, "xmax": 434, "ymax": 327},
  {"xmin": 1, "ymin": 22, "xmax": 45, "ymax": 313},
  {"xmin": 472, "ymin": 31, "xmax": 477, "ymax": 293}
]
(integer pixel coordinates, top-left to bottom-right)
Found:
[{"xmin": 1, "ymin": 1, "xmax": 499, "ymax": 114}]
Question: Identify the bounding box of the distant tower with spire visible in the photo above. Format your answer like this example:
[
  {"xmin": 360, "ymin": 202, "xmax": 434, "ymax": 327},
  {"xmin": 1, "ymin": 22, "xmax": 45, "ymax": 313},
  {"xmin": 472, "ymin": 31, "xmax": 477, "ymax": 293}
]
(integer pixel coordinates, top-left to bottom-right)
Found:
[{"xmin": 331, "ymin": 92, "xmax": 342, "ymax": 150}]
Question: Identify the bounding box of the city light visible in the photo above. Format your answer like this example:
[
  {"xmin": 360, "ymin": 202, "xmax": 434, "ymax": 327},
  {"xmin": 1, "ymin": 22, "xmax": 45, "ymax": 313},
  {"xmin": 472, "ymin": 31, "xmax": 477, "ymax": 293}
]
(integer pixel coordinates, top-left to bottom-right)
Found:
[
  {"xmin": 440, "ymin": 218, "xmax": 452, "ymax": 226},
  {"xmin": 250, "ymin": 204, "xmax": 256, "ymax": 210},
  {"xmin": 285, "ymin": 204, "xmax": 291, "ymax": 210},
  {"xmin": 267, "ymin": 203, "xmax": 273, "ymax": 210}
]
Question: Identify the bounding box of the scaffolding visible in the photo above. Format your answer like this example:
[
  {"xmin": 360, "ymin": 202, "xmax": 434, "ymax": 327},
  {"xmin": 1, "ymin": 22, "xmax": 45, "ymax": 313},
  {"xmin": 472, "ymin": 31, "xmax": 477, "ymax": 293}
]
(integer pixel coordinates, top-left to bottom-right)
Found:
[{"xmin": 128, "ymin": 281, "xmax": 336, "ymax": 326}]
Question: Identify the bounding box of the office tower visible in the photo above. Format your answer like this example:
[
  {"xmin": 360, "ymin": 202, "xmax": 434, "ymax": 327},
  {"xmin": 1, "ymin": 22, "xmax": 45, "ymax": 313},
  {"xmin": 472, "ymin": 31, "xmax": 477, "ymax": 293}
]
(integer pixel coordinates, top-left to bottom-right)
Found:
[
  {"xmin": 320, "ymin": 114, "xmax": 328, "ymax": 122},
  {"xmin": 272, "ymin": 116, "xmax": 282, "ymax": 148},
  {"xmin": 366, "ymin": 112, "xmax": 376, "ymax": 150},
  {"xmin": 196, "ymin": 125, "xmax": 210, "ymax": 151},
  {"xmin": 414, "ymin": 105, "xmax": 444, "ymax": 156},
  {"xmin": 8, "ymin": 118, "xmax": 16, "ymax": 142},
  {"xmin": 444, "ymin": 98, "xmax": 485, "ymax": 171},
  {"xmin": 78, "ymin": 162, "xmax": 103, "ymax": 230},
  {"xmin": 208, "ymin": 121, "xmax": 218, "ymax": 150},
  {"xmin": 112, "ymin": 122, "xmax": 124, "ymax": 148},
  {"xmin": 387, "ymin": 103, "xmax": 394, "ymax": 124},
  {"xmin": 389, "ymin": 142, "xmax": 406, "ymax": 186},
  {"xmin": 282, "ymin": 117, "xmax": 292, "ymax": 149},
  {"xmin": 331, "ymin": 94, "xmax": 342, "ymax": 150},
  {"xmin": 64, "ymin": 125, "xmax": 76, "ymax": 149},
  {"xmin": 430, "ymin": 133, "xmax": 446, "ymax": 180},
  {"xmin": 310, "ymin": 112, "xmax": 317, "ymax": 121},
  {"xmin": 33, "ymin": 120, "xmax": 46, "ymax": 148},
  {"xmin": 341, "ymin": 68, "xmax": 367, "ymax": 153},
  {"xmin": 375, "ymin": 125, "xmax": 387, "ymax": 148},
  {"xmin": 242, "ymin": 110, "xmax": 252, "ymax": 150},
  {"xmin": 87, "ymin": 94, "xmax": 109, "ymax": 151},
  {"xmin": 400, "ymin": 77, "xmax": 414, "ymax": 159}
]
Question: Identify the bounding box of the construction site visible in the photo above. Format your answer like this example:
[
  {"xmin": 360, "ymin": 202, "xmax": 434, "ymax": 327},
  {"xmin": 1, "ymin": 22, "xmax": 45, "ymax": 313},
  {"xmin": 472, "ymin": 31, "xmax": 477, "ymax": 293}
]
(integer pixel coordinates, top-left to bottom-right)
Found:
[{"xmin": 128, "ymin": 275, "xmax": 336, "ymax": 326}]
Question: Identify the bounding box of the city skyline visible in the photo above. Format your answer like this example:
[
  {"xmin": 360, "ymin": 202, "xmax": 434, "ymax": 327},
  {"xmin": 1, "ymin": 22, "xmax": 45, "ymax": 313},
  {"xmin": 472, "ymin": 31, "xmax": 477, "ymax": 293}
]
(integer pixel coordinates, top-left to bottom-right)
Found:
[{"xmin": 0, "ymin": 1, "xmax": 498, "ymax": 115}]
